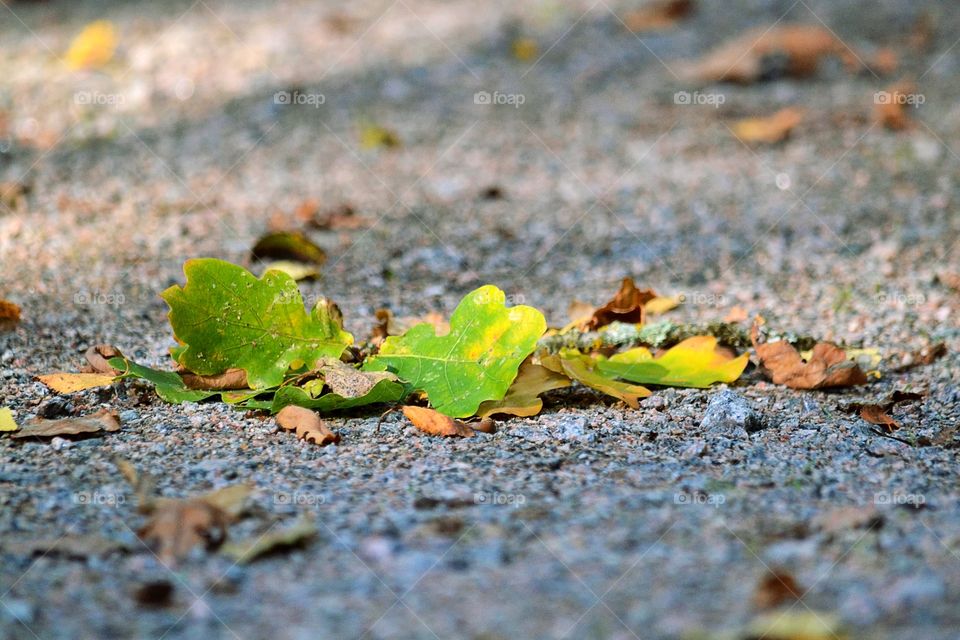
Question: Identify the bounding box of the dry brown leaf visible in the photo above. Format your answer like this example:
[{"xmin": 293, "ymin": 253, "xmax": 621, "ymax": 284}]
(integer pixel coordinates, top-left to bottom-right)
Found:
[
  {"xmin": 859, "ymin": 404, "xmax": 900, "ymax": 433},
  {"xmin": 300, "ymin": 201, "xmax": 370, "ymax": 230},
  {"xmin": 0, "ymin": 299, "xmax": 21, "ymax": 331},
  {"xmin": 754, "ymin": 340, "xmax": 868, "ymax": 389},
  {"xmin": 10, "ymin": 409, "xmax": 120, "ymax": 439},
  {"xmin": 874, "ymin": 81, "xmax": 919, "ymax": 131},
  {"xmin": 732, "ymin": 107, "xmax": 804, "ymax": 144},
  {"xmin": 679, "ymin": 24, "xmax": 860, "ymax": 84},
  {"xmin": 83, "ymin": 344, "xmax": 123, "ymax": 374},
  {"xmin": 276, "ymin": 405, "xmax": 340, "ymax": 446},
  {"xmin": 139, "ymin": 499, "xmax": 231, "ymax": 565},
  {"xmin": 623, "ymin": 0, "xmax": 694, "ymax": 32},
  {"xmin": 723, "ymin": 306, "xmax": 749, "ymax": 323},
  {"xmin": 583, "ymin": 277, "xmax": 657, "ymax": 330},
  {"xmin": 892, "ymin": 342, "xmax": 947, "ymax": 372},
  {"xmin": 402, "ymin": 405, "xmax": 475, "ymax": 437},
  {"xmin": 941, "ymin": 272, "xmax": 960, "ymax": 292},
  {"xmin": 752, "ymin": 569, "xmax": 803, "ymax": 610},
  {"xmin": 37, "ymin": 372, "xmax": 116, "ymax": 394},
  {"xmin": 180, "ymin": 368, "xmax": 248, "ymax": 390}
]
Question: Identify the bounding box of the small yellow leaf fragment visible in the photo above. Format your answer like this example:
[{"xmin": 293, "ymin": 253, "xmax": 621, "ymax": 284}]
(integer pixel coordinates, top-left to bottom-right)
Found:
[
  {"xmin": 644, "ymin": 296, "xmax": 681, "ymax": 315},
  {"xmin": 65, "ymin": 20, "xmax": 117, "ymax": 70},
  {"xmin": 38, "ymin": 372, "xmax": 116, "ymax": 394},
  {"xmin": 732, "ymin": 107, "xmax": 804, "ymax": 144},
  {"xmin": 0, "ymin": 408, "xmax": 17, "ymax": 432},
  {"xmin": 512, "ymin": 37, "xmax": 539, "ymax": 61}
]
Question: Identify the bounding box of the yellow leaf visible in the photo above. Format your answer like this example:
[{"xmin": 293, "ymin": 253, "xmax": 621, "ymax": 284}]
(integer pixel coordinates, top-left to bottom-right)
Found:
[
  {"xmin": 543, "ymin": 352, "xmax": 651, "ymax": 408},
  {"xmin": 38, "ymin": 372, "xmax": 116, "ymax": 394},
  {"xmin": 644, "ymin": 296, "xmax": 681, "ymax": 315},
  {"xmin": 746, "ymin": 610, "xmax": 846, "ymax": 640},
  {"xmin": 732, "ymin": 107, "xmax": 804, "ymax": 144},
  {"xmin": 601, "ymin": 336, "xmax": 748, "ymax": 388},
  {"xmin": 512, "ymin": 37, "xmax": 539, "ymax": 61},
  {"xmin": 65, "ymin": 20, "xmax": 117, "ymax": 70},
  {"xmin": 0, "ymin": 407, "xmax": 17, "ymax": 432},
  {"xmin": 477, "ymin": 358, "xmax": 571, "ymax": 418},
  {"xmin": 359, "ymin": 122, "xmax": 401, "ymax": 150}
]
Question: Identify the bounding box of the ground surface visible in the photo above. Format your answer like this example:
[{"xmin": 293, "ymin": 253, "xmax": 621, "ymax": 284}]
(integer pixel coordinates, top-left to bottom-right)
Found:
[{"xmin": 1, "ymin": 0, "xmax": 959, "ymax": 638}]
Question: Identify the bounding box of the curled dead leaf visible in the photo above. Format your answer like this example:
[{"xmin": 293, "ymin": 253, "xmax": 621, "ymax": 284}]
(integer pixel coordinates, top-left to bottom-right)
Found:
[
  {"xmin": 892, "ymin": 342, "xmax": 946, "ymax": 372},
  {"xmin": 84, "ymin": 344, "xmax": 123, "ymax": 374},
  {"xmin": 250, "ymin": 230, "xmax": 327, "ymax": 265},
  {"xmin": 751, "ymin": 321, "xmax": 867, "ymax": 389},
  {"xmin": 732, "ymin": 107, "xmax": 804, "ymax": 144},
  {"xmin": 0, "ymin": 299, "xmax": 21, "ymax": 332},
  {"xmin": 276, "ymin": 405, "xmax": 340, "ymax": 445},
  {"xmin": 139, "ymin": 499, "xmax": 231, "ymax": 565},
  {"xmin": 9, "ymin": 409, "xmax": 120, "ymax": 439},
  {"xmin": 583, "ymin": 277, "xmax": 657, "ymax": 330},
  {"xmin": 180, "ymin": 368, "xmax": 249, "ymax": 390},
  {"xmin": 679, "ymin": 24, "xmax": 860, "ymax": 84},
  {"xmin": 402, "ymin": 405, "xmax": 475, "ymax": 437}
]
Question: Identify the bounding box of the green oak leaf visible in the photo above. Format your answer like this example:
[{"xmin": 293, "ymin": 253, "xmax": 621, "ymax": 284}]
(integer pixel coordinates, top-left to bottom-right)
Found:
[
  {"xmin": 109, "ymin": 357, "xmax": 221, "ymax": 404},
  {"xmin": 364, "ymin": 285, "xmax": 546, "ymax": 417},
  {"xmin": 271, "ymin": 378, "xmax": 408, "ymax": 413},
  {"xmin": 162, "ymin": 258, "xmax": 352, "ymax": 389}
]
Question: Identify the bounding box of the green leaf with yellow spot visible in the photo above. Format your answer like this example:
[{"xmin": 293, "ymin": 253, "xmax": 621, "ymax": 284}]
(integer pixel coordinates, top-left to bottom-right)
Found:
[
  {"xmin": 365, "ymin": 285, "xmax": 546, "ymax": 417},
  {"xmin": 162, "ymin": 258, "xmax": 352, "ymax": 389}
]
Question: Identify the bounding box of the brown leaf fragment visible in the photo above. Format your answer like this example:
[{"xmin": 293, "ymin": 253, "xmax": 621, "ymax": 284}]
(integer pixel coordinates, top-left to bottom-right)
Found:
[
  {"xmin": 276, "ymin": 405, "xmax": 340, "ymax": 445},
  {"xmin": 859, "ymin": 404, "xmax": 900, "ymax": 433},
  {"xmin": 679, "ymin": 24, "xmax": 860, "ymax": 84},
  {"xmin": 623, "ymin": 0, "xmax": 694, "ymax": 32},
  {"xmin": 250, "ymin": 230, "xmax": 327, "ymax": 265},
  {"xmin": 402, "ymin": 405, "xmax": 475, "ymax": 437},
  {"xmin": 752, "ymin": 569, "xmax": 803, "ymax": 610},
  {"xmin": 723, "ymin": 306, "xmax": 749, "ymax": 323},
  {"xmin": 139, "ymin": 499, "xmax": 231, "ymax": 565},
  {"xmin": 584, "ymin": 277, "xmax": 657, "ymax": 330},
  {"xmin": 301, "ymin": 201, "xmax": 370, "ymax": 230},
  {"xmin": 732, "ymin": 107, "xmax": 804, "ymax": 144},
  {"xmin": 315, "ymin": 357, "xmax": 397, "ymax": 398},
  {"xmin": 472, "ymin": 417, "xmax": 497, "ymax": 434},
  {"xmin": 874, "ymin": 81, "xmax": 919, "ymax": 131},
  {"xmin": 180, "ymin": 368, "xmax": 248, "ymax": 390},
  {"xmin": 83, "ymin": 344, "xmax": 123, "ymax": 374},
  {"xmin": 0, "ymin": 299, "xmax": 21, "ymax": 331},
  {"xmin": 10, "ymin": 409, "xmax": 120, "ymax": 439},
  {"xmin": 892, "ymin": 342, "xmax": 946, "ymax": 372},
  {"xmin": 752, "ymin": 325, "xmax": 868, "ymax": 389}
]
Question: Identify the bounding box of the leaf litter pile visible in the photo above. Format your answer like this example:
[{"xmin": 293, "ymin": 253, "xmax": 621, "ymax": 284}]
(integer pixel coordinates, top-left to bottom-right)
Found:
[{"xmin": 6, "ymin": 258, "xmax": 944, "ymax": 447}]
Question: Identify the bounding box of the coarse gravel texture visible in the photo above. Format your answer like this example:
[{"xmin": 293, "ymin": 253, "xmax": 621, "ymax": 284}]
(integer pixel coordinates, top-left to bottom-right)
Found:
[{"xmin": 2, "ymin": 0, "xmax": 960, "ymax": 639}]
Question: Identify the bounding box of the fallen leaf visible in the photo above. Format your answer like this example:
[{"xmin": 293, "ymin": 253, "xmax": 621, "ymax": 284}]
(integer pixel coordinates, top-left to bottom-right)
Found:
[
  {"xmin": 65, "ymin": 20, "xmax": 117, "ymax": 70},
  {"xmin": 512, "ymin": 37, "xmax": 539, "ymax": 61},
  {"xmin": 859, "ymin": 403, "xmax": 900, "ymax": 432},
  {"xmin": 874, "ymin": 81, "xmax": 919, "ymax": 131},
  {"xmin": 301, "ymin": 201, "xmax": 370, "ymax": 230},
  {"xmin": 477, "ymin": 358, "xmax": 571, "ymax": 418},
  {"xmin": 259, "ymin": 260, "xmax": 320, "ymax": 282},
  {"xmin": 597, "ymin": 336, "xmax": 749, "ymax": 388},
  {"xmin": 892, "ymin": 342, "xmax": 946, "ymax": 372},
  {"xmin": 179, "ymin": 368, "xmax": 249, "ymax": 391},
  {"xmin": 366, "ymin": 285, "xmax": 546, "ymax": 417},
  {"xmin": 644, "ymin": 295, "xmax": 681, "ymax": 315},
  {"xmin": 402, "ymin": 405, "xmax": 475, "ymax": 437},
  {"xmin": 542, "ymin": 352, "xmax": 651, "ymax": 408},
  {"xmin": 724, "ymin": 306, "xmax": 749, "ymax": 323},
  {"xmin": 250, "ymin": 230, "xmax": 327, "ymax": 265},
  {"xmin": 732, "ymin": 107, "xmax": 804, "ymax": 144},
  {"xmin": 752, "ymin": 569, "xmax": 803, "ymax": 610},
  {"xmin": 623, "ymin": 0, "xmax": 694, "ymax": 32},
  {"xmin": 746, "ymin": 610, "xmax": 846, "ymax": 640},
  {"xmin": 139, "ymin": 499, "xmax": 231, "ymax": 565},
  {"xmin": 0, "ymin": 407, "xmax": 18, "ymax": 432},
  {"xmin": 0, "ymin": 299, "xmax": 21, "ymax": 331},
  {"xmin": 312, "ymin": 358, "xmax": 399, "ymax": 399},
  {"xmin": 162, "ymin": 258, "xmax": 352, "ymax": 389},
  {"xmin": 583, "ymin": 278, "xmax": 658, "ymax": 330},
  {"xmin": 679, "ymin": 24, "xmax": 860, "ymax": 84},
  {"xmin": 9, "ymin": 409, "xmax": 120, "ymax": 439},
  {"xmin": 37, "ymin": 372, "xmax": 116, "ymax": 394},
  {"xmin": 359, "ymin": 122, "xmax": 401, "ymax": 149},
  {"xmin": 83, "ymin": 344, "xmax": 123, "ymax": 374},
  {"xmin": 221, "ymin": 517, "xmax": 317, "ymax": 564},
  {"xmin": 752, "ymin": 323, "xmax": 868, "ymax": 389},
  {"xmin": 276, "ymin": 405, "xmax": 340, "ymax": 445}
]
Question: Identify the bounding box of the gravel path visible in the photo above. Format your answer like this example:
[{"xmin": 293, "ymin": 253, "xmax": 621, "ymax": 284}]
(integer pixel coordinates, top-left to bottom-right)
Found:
[{"xmin": 2, "ymin": 1, "xmax": 959, "ymax": 638}]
